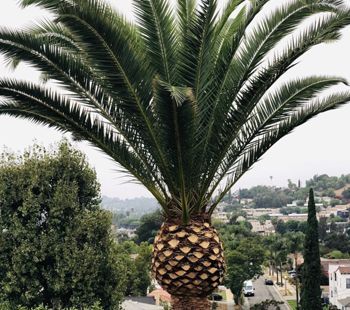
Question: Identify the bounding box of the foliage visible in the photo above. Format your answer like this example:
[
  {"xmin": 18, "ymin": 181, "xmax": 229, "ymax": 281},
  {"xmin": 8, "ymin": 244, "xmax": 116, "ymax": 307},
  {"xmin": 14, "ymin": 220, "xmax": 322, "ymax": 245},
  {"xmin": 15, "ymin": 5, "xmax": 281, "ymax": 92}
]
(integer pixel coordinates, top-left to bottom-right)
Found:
[
  {"xmin": 239, "ymin": 186, "xmax": 292, "ymax": 209},
  {"xmin": 324, "ymin": 232, "xmax": 350, "ymax": 253},
  {"xmin": 225, "ymin": 237, "xmax": 265, "ymax": 304},
  {"xmin": 217, "ymin": 220, "xmax": 253, "ymax": 250},
  {"xmin": 258, "ymin": 214, "xmax": 271, "ymax": 223},
  {"xmin": 0, "ymin": 142, "xmax": 126, "ymax": 309},
  {"xmin": 324, "ymin": 250, "xmax": 350, "ymax": 259},
  {"xmin": 280, "ymin": 206, "xmax": 307, "ymax": 215},
  {"xmin": 285, "ymin": 232, "xmax": 305, "ymax": 255},
  {"xmin": 116, "ymin": 241, "xmax": 152, "ymax": 296},
  {"xmin": 300, "ymin": 189, "xmax": 322, "ymax": 310},
  {"xmin": 342, "ymin": 188, "xmax": 350, "ymax": 200},
  {"xmin": 0, "ymin": 1, "xmax": 349, "ymax": 223},
  {"xmin": 275, "ymin": 220, "xmax": 307, "ymax": 234},
  {"xmin": 263, "ymin": 234, "xmax": 289, "ymax": 284},
  {"xmin": 135, "ymin": 210, "xmax": 163, "ymax": 244},
  {"xmin": 0, "ymin": 302, "xmax": 103, "ymax": 310},
  {"xmin": 250, "ymin": 299, "xmax": 284, "ymax": 310},
  {"xmin": 306, "ymin": 174, "xmax": 350, "ymax": 192}
]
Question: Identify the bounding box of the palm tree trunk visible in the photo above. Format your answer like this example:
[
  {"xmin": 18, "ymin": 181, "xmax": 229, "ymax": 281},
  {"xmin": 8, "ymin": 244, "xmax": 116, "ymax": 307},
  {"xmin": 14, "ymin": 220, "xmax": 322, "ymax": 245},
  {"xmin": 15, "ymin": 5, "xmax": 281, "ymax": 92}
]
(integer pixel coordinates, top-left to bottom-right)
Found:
[
  {"xmin": 294, "ymin": 252, "xmax": 300, "ymax": 309},
  {"xmin": 280, "ymin": 262, "xmax": 283, "ymax": 285},
  {"xmin": 171, "ymin": 296, "xmax": 210, "ymax": 310}
]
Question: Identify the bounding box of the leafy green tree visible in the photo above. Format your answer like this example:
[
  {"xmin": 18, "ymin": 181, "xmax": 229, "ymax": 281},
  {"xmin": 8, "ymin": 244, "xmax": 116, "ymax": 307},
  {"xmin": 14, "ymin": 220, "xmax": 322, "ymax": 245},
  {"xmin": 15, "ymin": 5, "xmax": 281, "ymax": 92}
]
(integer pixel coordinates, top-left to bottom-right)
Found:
[
  {"xmin": 218, "ymin": 220, "xmax": 253, "ymax": 250},
  {"xmin": 0, "ymin": 142, "xmax": 126, "ymax": 309},
  {"xmin": 300, "ymin": 189, "xmax": 322, "ymax": 310},
  {"xmin": 250, "ymin": 300, "xmax": 284, "ymax": 310},
  {"xmin": 318, "ymin": 217, "xmax": 328, "ymax": 241},
  {"xmin": 263, "ymin": 234, "xmax": 288, "ymax": 284},
  {"xmin": 324, "ymin": 232, "xmax": 350, "ymax": 253},
  {"xmin": 342, "ymin": 188, "xmax": 350, "ymax": 199},
  {"xmin": 135, "ymin": 210, "xmax": 163, "ymax": 244},
  {"xmin": 131, "ymin": 243, "xmax": 152, "ymax": 296},
  {"xmin": 275, "ymin": 220, "xmax": 287, "ymax": 234},
  {"xmin": 1, "ymin": 0, "xmax": 350, "ymax": 308},
  {"xmin": 226, "ymin": 237, "xmax": 265, "ymax": 305},
  {"xmin": 118, "ymin": 242, "xmax": 152, "ymax": 297}
]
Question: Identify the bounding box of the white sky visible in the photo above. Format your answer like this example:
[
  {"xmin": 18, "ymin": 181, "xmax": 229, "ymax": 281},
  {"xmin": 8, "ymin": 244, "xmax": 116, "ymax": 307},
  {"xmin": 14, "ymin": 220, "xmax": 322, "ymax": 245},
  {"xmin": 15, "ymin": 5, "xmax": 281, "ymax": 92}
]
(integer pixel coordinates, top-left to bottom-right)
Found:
[{"xmin": 0, "ymin": 0, "xmax": 350, "ymax": 198}]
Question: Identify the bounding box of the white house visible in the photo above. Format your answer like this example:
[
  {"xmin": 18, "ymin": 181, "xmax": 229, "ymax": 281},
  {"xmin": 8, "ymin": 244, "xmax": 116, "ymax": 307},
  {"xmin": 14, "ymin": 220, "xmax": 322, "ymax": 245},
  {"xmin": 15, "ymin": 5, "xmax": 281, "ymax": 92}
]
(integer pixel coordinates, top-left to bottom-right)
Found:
[{"xmin": 329, "ymin": 264, "xmax": 350, "ymax": 309}]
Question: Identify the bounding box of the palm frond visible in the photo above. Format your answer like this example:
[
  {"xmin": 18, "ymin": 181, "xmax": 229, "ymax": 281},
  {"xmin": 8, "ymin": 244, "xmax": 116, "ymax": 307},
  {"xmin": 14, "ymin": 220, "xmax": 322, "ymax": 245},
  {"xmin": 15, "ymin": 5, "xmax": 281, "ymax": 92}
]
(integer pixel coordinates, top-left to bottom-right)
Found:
[
  {"xmin": 209, "ymin": 90, "xmax": 350, "ymax": 212},
  {"xmin": 197, "ymin": 8, "xmax": 350, "ymax": 199},
  {"xmin": 0, "ymin": 79, "xmax": 169, "ymax": 200},
  {"xmin": 134, "ymin": 0, "xmax": 178, "ymax": 83},
  {"xmin": 0, "ymin": 0, "xmax": 349, "ymax": 220}
]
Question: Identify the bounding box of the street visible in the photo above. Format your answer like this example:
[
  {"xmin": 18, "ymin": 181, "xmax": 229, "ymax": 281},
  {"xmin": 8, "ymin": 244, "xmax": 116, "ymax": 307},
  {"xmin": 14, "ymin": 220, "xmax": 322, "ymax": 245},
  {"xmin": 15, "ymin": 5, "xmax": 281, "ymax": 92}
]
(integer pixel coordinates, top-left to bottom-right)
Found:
[{"xmin": 243, "ymin": 277, "xmax": 289, "ymax": 309}]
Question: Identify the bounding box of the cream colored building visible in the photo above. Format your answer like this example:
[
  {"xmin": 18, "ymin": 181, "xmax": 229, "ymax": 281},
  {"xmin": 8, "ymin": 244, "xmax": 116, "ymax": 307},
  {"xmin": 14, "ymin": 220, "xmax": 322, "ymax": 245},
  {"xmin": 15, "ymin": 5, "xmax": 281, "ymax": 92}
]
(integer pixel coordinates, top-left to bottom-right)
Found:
[{"xmin": 329, "ymin": 264, "xmax": 350, "ymax": 309}]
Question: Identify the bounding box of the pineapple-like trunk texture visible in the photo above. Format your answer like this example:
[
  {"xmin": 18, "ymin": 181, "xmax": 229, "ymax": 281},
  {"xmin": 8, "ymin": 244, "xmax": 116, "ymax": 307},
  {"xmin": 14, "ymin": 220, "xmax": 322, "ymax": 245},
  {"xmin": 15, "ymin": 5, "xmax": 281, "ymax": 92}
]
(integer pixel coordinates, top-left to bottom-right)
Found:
[{"xmin": 151, "ymin": 219, "xmax": 225, "ymax": 310}]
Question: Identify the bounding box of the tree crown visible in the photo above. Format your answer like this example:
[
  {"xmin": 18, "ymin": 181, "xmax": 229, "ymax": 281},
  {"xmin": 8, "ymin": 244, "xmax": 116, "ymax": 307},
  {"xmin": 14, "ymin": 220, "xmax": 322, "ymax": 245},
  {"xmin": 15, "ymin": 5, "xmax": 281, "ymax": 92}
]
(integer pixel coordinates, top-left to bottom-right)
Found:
[{"xmin": 0, "ymin": 0, "xmax": 350, "ymax": 222}]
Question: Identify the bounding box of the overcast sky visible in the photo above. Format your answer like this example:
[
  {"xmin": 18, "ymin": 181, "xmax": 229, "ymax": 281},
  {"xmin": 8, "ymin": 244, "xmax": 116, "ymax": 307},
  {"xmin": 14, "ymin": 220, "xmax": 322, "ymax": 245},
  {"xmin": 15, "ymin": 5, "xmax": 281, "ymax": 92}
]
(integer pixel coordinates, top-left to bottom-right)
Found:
[{"xmin": 0, "ymin": 0, "xmax": 350, "ymax": 199}]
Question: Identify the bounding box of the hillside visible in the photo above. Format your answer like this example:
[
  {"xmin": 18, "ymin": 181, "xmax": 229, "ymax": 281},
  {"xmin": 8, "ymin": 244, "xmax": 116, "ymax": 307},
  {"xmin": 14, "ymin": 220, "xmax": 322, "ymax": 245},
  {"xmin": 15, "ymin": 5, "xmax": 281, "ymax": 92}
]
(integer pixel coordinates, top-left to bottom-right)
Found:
[{"xmin": 101, "ymin": 196, "xmax": 159, "ymax": 216}]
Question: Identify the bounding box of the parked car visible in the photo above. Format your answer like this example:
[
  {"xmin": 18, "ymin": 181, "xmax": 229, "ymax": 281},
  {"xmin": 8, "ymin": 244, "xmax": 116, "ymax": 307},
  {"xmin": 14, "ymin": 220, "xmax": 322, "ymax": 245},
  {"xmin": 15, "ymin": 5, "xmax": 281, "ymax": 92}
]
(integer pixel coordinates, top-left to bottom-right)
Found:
[
  {"xmin": 289, "ymin": 272, "xmax": 297, "ymax": 278},
  {"xmin": 210, "ymin": 293, "xmax": 223, "ymax": 301},
  {"xmin": 264, "ymin": 279, "xmax": 273, "ymax": 285}
]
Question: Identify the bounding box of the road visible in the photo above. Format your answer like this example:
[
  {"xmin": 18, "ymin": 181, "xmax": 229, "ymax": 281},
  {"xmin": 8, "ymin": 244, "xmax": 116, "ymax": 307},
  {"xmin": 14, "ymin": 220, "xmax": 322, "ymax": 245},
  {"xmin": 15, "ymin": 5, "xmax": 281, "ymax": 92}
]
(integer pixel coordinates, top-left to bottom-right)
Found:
[{"xmin": 243, "ymin": 277, "xmax": 289, "ymax": 310}]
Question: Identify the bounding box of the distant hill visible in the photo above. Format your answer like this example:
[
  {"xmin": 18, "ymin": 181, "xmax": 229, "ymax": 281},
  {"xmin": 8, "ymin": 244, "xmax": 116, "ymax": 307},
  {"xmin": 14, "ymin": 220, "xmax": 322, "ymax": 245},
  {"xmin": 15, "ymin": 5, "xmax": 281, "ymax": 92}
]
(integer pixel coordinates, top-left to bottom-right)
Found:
[{"xmin": 101, "ymin": 196, "xmax": 159, "ymax": 216}]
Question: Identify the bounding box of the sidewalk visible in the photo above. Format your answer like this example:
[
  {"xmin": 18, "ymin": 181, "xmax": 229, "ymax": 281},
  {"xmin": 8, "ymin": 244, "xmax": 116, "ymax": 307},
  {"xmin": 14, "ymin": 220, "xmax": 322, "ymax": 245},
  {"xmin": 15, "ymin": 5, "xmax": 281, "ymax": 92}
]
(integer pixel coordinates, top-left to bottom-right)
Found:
[{"xmin": 268, "ymin": 271, "xmax": 297, "ymax": 309}]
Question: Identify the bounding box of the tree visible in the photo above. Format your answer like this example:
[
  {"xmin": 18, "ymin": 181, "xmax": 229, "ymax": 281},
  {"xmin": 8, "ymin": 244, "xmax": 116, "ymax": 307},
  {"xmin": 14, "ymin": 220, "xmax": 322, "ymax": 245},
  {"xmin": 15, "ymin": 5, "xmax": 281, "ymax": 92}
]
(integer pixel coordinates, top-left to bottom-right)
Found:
[
  {"xmin": 250, "ymin": 300, "xmax": 284, "ymax": 310},
  {"xmin": 135, "ymin": 210, "xmax": 163, "ymax": 244},
  {"xmin": 300, "ymin": 189, "xmax": 322, "ymax": 310},
  {"xmin": 318, "ymin": 217, "xmax": 328, "ymax": 241},
  {"xmin": 1, "ymin": 1, "xmax": 350, "ymax": 309},
  {"xmin": 226, "ymin": 238, "xmax": 265, "ymax": 306},
  {"xmin": 0, "ymin": 142, "xmax": 127, "ymax": 309},
  {"xmin": 117, "ymin": 241, "xmax": 152, "ymax": 296},
  {"xmin": 285, "ymin": 232, "xmax": 304, "ymax": 309},
  {"xmin": 342, "ymin": 188, "xmax": 350, "ymax": 200}
]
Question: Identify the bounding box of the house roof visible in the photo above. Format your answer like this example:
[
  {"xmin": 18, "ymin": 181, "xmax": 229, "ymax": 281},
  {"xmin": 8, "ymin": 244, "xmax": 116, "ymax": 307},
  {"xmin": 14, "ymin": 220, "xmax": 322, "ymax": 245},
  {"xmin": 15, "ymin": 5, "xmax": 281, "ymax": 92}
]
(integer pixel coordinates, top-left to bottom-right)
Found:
[
  {"xmin": 321, "ymin": 259, "xmax": 350, "ymax": 277},
  {"xmin": 337, "ymin": 266, "xmax": 350, "ymax": 274},
  {"xmin": 148, "ymin": 289, "xmax": 172, "ymax": 302}
]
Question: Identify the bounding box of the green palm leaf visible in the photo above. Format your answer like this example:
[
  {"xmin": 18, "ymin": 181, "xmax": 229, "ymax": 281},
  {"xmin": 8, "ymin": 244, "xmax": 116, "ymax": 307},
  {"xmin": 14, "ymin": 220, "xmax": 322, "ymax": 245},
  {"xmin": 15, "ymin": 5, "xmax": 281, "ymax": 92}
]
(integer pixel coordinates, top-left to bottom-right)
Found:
[{"xmin": 0, "ymin": 0, "xmax": 349, "ymax": 222}]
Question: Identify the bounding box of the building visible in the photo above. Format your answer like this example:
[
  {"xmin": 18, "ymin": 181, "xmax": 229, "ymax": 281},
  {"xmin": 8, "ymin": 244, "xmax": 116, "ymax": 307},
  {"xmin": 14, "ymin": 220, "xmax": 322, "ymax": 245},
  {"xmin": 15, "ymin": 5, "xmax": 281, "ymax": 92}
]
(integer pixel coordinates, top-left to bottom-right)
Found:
[
  {"xmin": 249, "ymin": 220, "xmax": 275, "ymax": 235},
  {"xmin": 269, "ymin": 213, "xmax": 308, "ymax": 222},
  {"xmin": 319, "ymin": 205, "xmax": 350, "ymax": 218},
  {"xmin": 321, "ymin": 259, "xmax": 350, "ymax": 278},
  {"xmin": 244, "ymin": 208, "xmax": 278, "ymax": 218},
  {"xmin": 212, "ymin": 211, "xmax": 229, "ymax": 224},
  {"xmin": 329, "ymin": 264, "xmax": 350, "ymax": 309}
]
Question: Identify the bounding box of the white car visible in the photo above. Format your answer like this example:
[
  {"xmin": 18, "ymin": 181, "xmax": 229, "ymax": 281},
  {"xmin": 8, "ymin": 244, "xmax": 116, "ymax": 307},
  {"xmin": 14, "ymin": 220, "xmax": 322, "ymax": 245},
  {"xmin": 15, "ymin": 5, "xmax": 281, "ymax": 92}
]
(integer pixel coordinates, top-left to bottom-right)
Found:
[{"xmin": 243, "ymin": 280, "xmax": 255, "ymax": 297}]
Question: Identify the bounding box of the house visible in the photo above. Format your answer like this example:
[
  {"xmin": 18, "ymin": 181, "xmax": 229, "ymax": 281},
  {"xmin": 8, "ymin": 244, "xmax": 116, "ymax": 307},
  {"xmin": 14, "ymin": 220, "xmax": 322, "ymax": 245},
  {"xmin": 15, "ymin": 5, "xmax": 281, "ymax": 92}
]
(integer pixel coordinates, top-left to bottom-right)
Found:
[
  {"xmin": 212, "ymin": 211, "xmax": 229, "ymax": 224},
  {"xmin": 321, "ymin": 258, "xmax": 350, "ymax": 278},
  {"xmin": 249, "ymin": 220, "xmax": 275, "ymax": 235},
  {"xmin": 148, "ymin": 288, "xmax": 171, "ymax": 307},
  {"xmin": 318, "ymin": 205, "xmax": 350, "ymax": 220},
  {"xmin": 329, "ymin": 264, "xmax": 350, "ymax": 309},
  {"xmin": 244, "ymin": 208, "xmax": 277, "ymax": 218}
]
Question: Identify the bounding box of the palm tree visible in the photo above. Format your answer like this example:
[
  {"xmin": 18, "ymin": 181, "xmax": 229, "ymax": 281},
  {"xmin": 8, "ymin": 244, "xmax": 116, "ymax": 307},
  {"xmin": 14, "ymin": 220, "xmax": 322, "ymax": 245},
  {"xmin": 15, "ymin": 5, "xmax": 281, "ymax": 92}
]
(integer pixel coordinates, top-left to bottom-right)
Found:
[
  {"xmin": 0, "ymin": 0, "xmax": 350, "ymax": 308},
  {"xmin": 286, "ymin": 231, "xmax": 305, "ymax": 309}
]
